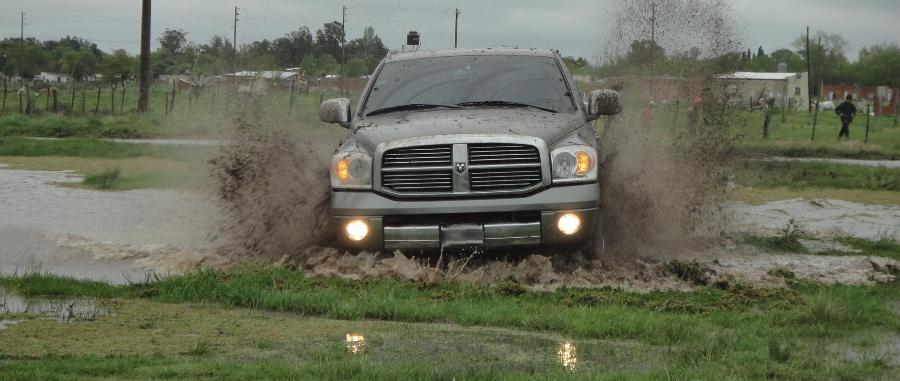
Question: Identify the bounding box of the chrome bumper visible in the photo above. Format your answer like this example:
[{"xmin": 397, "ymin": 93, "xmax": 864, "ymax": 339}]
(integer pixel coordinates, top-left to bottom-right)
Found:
[{"xmin": 332, "ymin": 183, "xmax": 600, "ymax": 251}]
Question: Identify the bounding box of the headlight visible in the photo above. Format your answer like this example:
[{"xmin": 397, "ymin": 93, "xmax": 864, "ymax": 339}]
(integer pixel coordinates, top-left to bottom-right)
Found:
[
  {"xmin": 550, "ymin": 145, "xmax": 597, "ymax": 183},
  {"xmin": 331, "ymin": 151, "xmax": 372, "ymax": 189}
]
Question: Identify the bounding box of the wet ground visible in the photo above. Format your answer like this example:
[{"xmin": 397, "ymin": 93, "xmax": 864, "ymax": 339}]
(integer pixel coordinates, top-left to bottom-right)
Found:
[
  {"xmin": 768, "ymin": 157, "xmax": 900, "ymax": 169},
  {"xmin": 0, "ymin": 166, "xmax": 217, "ymax": 283},
  {"xmin": 1, "ymin": 164, "xmax": 897, "ymax": 288}
]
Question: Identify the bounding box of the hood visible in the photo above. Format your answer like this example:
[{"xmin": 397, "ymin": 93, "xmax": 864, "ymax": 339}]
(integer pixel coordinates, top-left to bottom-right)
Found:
[{"xmin": 350, "ymin": 108, "xmax": 586, "ymax": 150}]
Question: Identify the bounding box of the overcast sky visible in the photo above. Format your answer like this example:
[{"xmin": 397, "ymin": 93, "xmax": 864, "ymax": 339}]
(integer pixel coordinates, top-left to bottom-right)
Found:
[{"xmin": 1, "ymin": 0, "xmax": 897, "ymax": 63}]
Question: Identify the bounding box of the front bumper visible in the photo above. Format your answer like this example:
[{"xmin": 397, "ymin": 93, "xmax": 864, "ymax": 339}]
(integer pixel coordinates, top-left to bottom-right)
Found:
[{"xmin": 332, "ymin": 183, "xmax": 599, "ymax": 250}]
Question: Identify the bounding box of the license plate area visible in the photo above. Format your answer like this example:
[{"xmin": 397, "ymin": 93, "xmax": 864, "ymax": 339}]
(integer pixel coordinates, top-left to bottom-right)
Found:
[{"xmin": 440, "ymin": 224, "xmax": 485, "ymax": 248}]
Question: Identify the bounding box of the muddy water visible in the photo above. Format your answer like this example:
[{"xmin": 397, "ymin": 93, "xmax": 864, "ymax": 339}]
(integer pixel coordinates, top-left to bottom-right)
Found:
[
  {"xmin": 768, "ymin": 157, "xmax": 900, "ymax": 169},
  {"xmin": 0, "ymin": 288, "xmax": 110, "ymax": 323},
  {"xmin": 734, "ymin": 199, "xmax": 900, "ymax": 240},
  {"xmin": 0, "ymin": 167, "xmax": 218, "ymax": 283},
  {"xmin": 1, "ymin": 164, "xmax": 897, "ymax": 289}
]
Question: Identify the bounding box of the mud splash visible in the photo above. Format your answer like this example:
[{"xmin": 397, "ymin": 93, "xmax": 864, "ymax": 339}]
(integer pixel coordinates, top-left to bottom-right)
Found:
[{"xmin": 208, "ymin": 99, "xmax": 332, "ymax": 259}]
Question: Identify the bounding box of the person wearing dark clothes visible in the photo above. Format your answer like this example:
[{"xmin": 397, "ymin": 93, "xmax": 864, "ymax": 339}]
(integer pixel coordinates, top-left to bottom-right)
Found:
[{"xmin": 835, "ymin": 95, "xmax": 857, "ymax": 139}]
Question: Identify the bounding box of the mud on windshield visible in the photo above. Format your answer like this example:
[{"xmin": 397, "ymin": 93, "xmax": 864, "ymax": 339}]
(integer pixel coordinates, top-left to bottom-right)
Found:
[{"xmin": 361, "ymin": 55, "xmax": 577, "ymax": 116}]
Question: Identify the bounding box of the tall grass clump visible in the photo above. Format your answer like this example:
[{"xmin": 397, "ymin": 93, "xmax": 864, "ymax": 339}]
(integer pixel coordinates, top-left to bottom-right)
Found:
[{"xmin": 83, "ymin": 166, "xmax": 121, "ymax": 189}]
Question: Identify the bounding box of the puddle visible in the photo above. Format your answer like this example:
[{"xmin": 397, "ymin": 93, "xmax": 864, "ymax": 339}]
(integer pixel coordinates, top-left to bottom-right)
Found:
[
  {"xmin": 0, "ymin": 288, "xmax": 110, "ymax": 323},
  {"xmin": 767, "ymin": 157, "xmax": 900, "ymax": 169},
  {"xmin": 733, "ymin": 199, "xmax": 900, "ymax": 240},
  {"xmin": 557, "ymin": 341, "xmax": 578, "ymax": 371},
  {"xmin": 345, "ymin": 333, "xmax": 366, "ymax": 354},
  {"xmin": 0, "ymin": 320, "xmax": 20, "ymax": 331}
]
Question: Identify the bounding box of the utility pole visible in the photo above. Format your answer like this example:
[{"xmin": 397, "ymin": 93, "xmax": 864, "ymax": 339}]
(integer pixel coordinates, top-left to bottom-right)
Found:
[
  {"xmin": 138, "ymin": 0, "xmax": 151, "ymax": 112},
  {"xmin": 340, "ymin": 5, "xmax": 347, "ymax": 96},
  {"xmin": 817, "ymin": 35, "xmax": 823, "ymax": 100},
  {"xmin": 649, "ymin": 3, "xmax": 657, "ymax": 100},
  {"xmin": 233, "ymin": 6, "xmax": 239, "ymax": 73},
  {"xmin": 454, "ymin": 8, "xmax": 461, "ymax": 48},
  {"xmin": 19, "ymin": 12, "xmax": 25, "ymax": 81},
  {"xmin": 806, "ymin": 26, "xmax": 811, "ymax": 113}
]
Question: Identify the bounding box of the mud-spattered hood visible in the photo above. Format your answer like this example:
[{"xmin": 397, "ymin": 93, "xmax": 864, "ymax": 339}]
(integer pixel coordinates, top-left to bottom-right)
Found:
[{"xmin": 350, "ymin": 108, "xmax": 585, "ymax": 150}]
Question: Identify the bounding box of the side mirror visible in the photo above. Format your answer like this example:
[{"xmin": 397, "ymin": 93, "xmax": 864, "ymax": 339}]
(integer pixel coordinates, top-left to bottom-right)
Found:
[
  {"xmin": 588, "ymin": 90, "xmax": 623, "ymax": 118},
  {"xmin": 319, "ymin": 98, "xmax": 351, "ymax": 127}
]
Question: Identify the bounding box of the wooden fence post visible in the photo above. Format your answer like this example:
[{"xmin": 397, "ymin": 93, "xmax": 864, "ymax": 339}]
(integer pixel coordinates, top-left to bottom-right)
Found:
[
  {"xmin": 1, "ymin": 79, "xmax": 6, "ymax": 114},
  {"xmin": 52, "ymin": 88, "xmax": 58, "ymax": 113},
  {"xmin": 120, "ymin": 80, "xmax": 127, "ymax": 114},
  {"xmin": 110, "ymin": 83, "xmax": 116, "ymax": 114},
  {"xmin": 45, "ymin": 87, "xmax": 51, "ymax": 111},
  {"xmin": 164, "ymin": 92, "xmax": 170, "ymax": 116},
  {"xmin": 810, "ymin": 101, "xmax": 819, "ymax": 141},
  {"xmin": 70, "ymin": 80, "xmax": 76, "ymax": 110},
  {"xmin": 95, "ymin": 85, "xmax": 101, "ymax": 115},
  {"xmin": 864, "ymin": 104, "xmax": 870, "ymax": 144},
  {"xmin": 170, "ymin": 80, "xmax": 177, "ymax": 114},
  {"xmin": 81, "ymin": 81, "xmax": 86, "ymax": 114}
]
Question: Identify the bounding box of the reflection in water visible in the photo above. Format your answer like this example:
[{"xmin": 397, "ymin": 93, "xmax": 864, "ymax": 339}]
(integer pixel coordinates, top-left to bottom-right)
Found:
[
  {"xmin": 557, "ymin": 341, "xmax": 577, "ymax": 371},
  {"xmin": 346, "ymin": 333, "xmax": 366, "ymax": 353}
]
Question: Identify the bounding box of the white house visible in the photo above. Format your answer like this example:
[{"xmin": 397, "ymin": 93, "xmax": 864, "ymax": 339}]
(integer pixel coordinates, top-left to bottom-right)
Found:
[
  {"xmin": 36, "ymin": 72, "xmax": 72, "ymax": 84},
  {"xmin": 716, "ymin": 71, "xmax": 809, "ymax": 109}
]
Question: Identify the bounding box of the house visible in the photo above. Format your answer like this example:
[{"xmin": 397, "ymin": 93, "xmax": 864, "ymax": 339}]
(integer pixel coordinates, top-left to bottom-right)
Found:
[
  {"xmin": 716, "ymin": 71, "xmax": 809, "ymax": 110},
  {"xmin": 36, "ymin": 72, "xmax": 72, "ymax": 84},
  {"xmin": 822, "ymin": 84, "xmax": 897, "ymax": 116}
]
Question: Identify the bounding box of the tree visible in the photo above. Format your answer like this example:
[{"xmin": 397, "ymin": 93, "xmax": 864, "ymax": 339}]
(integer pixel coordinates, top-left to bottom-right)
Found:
[
  {"xmin": 757, "ymin": 46, "xmax": 766, "ymax": 57},
  {"xmin": 345, "ymin": 26, "xmax": 388, "ymax": 73},
  {"xmin": 626, "ymin": 39, "xmax": 665, "ymax": 66},
  {"xmin": 855, "ymin": 43, "xmax": 900, "ymax": 87},
  {"xmin": 315, "ymin": 21, "xmax": 344, "ymax": 63},
  {"xmin": 272, "ymin": 27, "xmax": 314, "ymax": 68},
  {"xmin": 769, "ymin": 48, "xmax": 804, "ymax": 72},
  {"xmin": 792, "ymin": 31, "xmax": 850, "ymax": 83},
  {"xmin": 103, "ymin": 49, "xmax": 136, "ymax": 82},
  {"xmin": 158, "ymin": 29, "xmax": 188, "ymax": 55}
]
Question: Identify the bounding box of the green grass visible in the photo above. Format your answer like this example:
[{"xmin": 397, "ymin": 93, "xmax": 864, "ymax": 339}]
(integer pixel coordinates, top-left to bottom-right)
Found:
[
  {"xmin": 832, "ymin": 236, "xmax": 900, "ymax": 261},
  {"xmin": 735, "ymin": 160, "xmax": 900, "ymax": 191},
  {"xmin": 82, "ymin": 166, "xmax": 121, "ymax": 189},
  {"xmin": 731, "ymin": 109, "xmax": 900, "ymax": 159},
  {"xmin": 0, "ymin": 268, "xmax": 897, "ymax": 380}
]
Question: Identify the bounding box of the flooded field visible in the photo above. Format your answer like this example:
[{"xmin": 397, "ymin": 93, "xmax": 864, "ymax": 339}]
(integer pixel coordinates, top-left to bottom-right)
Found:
[{"xmin": 1, "ymin": 164, "xmax": 896, "ymax": 289}]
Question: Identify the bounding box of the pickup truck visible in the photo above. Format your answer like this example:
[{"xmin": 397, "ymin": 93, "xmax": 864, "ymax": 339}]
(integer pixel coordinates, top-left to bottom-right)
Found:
[{"xmin": 319, "ymin": 48, "xmax": 622, "ymax": 252}]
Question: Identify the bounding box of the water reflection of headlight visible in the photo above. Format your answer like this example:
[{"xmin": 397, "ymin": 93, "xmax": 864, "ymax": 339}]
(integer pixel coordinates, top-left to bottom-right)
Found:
[
  {"xmin": 345, "ymin": 333, "xmax": 366, "ymax": 354},
  {"xmin": 557, "ymin": 341, "xmax": 577, "ymax": 371}
]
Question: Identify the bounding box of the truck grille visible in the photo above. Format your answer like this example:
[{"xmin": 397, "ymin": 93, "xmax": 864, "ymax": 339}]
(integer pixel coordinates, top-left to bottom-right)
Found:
[
  {"xmin": 380, "ymin": 141, "xmax": 545, "ymax": 196},
  {"xmin": 382, "ymin": 145, "xmax": 451, "ymax": 168},
  {"xmin": 382, "ymin": 170, "xmax": 453, "ymax": 192},
  {"xmin": 468, "ymin": 144, "xmax": 542, "ymax": 191}
]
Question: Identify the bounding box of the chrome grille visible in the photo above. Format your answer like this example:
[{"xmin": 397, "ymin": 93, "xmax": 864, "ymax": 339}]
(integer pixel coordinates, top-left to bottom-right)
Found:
[
  {"xmin": 468, "ymin": 143, "xmax": 540, "ymax": 165},
  {"xmin": 468, "ymin": 144, "xmax": 542, "ymax": 191},
  {"xmin": 379, "ymin": 139, "xmax": 545, "ymax": 197},
  {"xmin": 381, "ymin": 170, "xmax": 453, "ymax": 192},
  {"xmin": 382, "ymin": 145, "xmax": 451, "ymax": 168}
]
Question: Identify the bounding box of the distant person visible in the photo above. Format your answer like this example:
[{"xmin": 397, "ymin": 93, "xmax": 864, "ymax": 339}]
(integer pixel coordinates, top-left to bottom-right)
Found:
[
  {"xmin": 835, "ymin": 95, "xmax": 857, "ymax": 139},
  {"xmin": 761, "ymin": 98, "xmax": 774, "ymax": 139},
  {"xmin": 688, "ymin": 95, "xmax": 703, "ymax": 127}
]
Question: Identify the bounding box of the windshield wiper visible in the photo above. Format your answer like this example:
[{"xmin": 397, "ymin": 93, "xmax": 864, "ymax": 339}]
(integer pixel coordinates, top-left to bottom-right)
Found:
[
  {"xmin": 455, "ymin": 100, "xmax": 558, "ymax": 113},
  {"xmin": 365, "ymin": 103, "xmax": 460, "ymax": 116}
]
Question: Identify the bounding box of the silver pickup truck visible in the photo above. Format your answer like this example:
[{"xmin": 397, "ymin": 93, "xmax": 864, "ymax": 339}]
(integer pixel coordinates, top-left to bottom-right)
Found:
[{"xmin": 319, "ymin": 48, "xmax": 621, "ymax": 252}]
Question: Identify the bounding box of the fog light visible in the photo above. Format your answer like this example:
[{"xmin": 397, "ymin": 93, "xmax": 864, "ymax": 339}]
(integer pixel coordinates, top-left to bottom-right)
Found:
[
  {"xmin": 345, "ymin": 219, "xmax": 369, "ymax": 241},
  {"xmin": 557, "ymin": 213, "xmax": 581, "ymax": 235}
]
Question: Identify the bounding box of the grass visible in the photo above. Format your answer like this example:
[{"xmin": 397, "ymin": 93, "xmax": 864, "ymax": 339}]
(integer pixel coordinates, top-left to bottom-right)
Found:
[
  {"xmin": 832, "ymin": 236, "xmax": 900, "ymax": 261},
  {"xmin": 731, "ymin": 187, "xmax": 900, "ymax": 206},
  {"xmin": 740, "ymin": 219, "xmax": 808, "ymax": 253},
  {"xmin": 0, "ymin": 268, "xmax": 897, "ymax": 380},
  {"xmin": 82, "ymin": 166, "xmax": 121, "ymax": 189},
  {"xmin": 731, "ymin": 110, "xmax": 900, "ymax": 159},
  {"xmin": 734, "ymin": 160, "xmax": 900, "ymax": 191}
]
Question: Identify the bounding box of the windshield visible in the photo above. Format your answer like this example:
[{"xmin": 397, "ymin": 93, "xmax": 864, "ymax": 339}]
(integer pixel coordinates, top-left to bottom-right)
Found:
[{"xmin": 362, "ymin": 55, "xmax": 575, "ymax": 115}]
